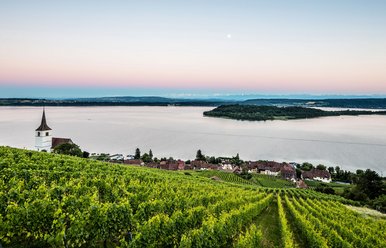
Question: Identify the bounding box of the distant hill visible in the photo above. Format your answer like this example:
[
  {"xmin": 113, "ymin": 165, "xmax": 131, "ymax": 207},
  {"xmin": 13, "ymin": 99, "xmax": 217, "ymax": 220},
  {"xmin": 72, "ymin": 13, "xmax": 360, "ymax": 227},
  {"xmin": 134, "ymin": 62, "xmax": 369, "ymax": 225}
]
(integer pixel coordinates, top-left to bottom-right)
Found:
[
  {"xmin": 1, "ymin": 96, "xmax": 386, "ymax": 108},
  {"xmin": 0, "ymin": 96, "xmax": 229, "ymax": 106},
  {"xmin": 242, "ymin": 98, "xmax": 386, "ymax": 109}
]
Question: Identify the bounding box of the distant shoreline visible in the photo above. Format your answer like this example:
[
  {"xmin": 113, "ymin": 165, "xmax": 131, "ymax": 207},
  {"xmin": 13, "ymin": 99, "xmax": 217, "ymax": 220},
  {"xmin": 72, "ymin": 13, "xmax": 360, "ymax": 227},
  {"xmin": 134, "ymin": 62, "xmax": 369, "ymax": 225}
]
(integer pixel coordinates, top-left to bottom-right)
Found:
[{"xmin": 2, "ymin": 97, "xmax": 386, "ymax": 109}]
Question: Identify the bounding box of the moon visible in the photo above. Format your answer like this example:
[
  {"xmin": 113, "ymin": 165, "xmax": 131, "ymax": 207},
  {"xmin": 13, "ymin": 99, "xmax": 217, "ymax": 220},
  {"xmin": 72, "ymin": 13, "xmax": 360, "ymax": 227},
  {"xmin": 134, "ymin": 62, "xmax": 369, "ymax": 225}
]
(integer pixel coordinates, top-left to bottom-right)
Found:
[{"xmin": 227, "ymin": 34, "xmax": 232, "ymax": 39}]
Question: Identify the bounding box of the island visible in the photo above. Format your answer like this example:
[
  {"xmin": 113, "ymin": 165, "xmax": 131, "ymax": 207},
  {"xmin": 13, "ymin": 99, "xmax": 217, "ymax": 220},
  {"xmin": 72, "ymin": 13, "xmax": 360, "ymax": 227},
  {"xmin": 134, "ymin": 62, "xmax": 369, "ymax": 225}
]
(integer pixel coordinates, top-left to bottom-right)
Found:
[{"xmin": 203, "ymin": 104, "xmax": 386, "ymax": 121}]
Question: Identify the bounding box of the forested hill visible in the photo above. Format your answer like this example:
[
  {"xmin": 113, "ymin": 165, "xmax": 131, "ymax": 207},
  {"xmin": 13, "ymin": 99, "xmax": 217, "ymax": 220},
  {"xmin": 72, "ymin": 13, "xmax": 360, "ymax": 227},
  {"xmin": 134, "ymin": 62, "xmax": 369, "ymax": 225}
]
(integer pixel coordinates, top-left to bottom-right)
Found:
[{"xmin": 203, "ymin": 104, "xmax": 386, "ymax": 121}]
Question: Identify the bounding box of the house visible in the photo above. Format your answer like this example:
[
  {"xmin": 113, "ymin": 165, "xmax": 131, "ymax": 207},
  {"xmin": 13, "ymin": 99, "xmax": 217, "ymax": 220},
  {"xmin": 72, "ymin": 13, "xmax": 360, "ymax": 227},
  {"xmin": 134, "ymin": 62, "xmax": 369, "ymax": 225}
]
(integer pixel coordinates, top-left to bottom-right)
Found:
[
  {"xmin": 177, "ymin": 160, "xmax": 186, "ymax": 170},
  {"xmin": 158, "ymin": 159, "xmax": 186, "ymax": 170},
  {"xmin": 221, "ymin": 163, "xmax": 234, "ymax": 171},
  {"xmin": 208, "ymin": 163, "xmax": 220, "ymax": 170},
  {"xmin": 191, "ymin": 160, "xmax": 210, "ymax": 170},
  {"xmin": 280, "ymin": 164, "xmax": 296, "ymax": 181},
  {"xmin": 302, "ymin": 168, "xmax": 332, "ymax": 183},
  {"xmin": 109, "ymin": 154, "xmax": 124, "ymax": 161},
  {"xmin": 252, "ymin": 161, "xmax": 282, "ymax": 176},
  {"xmin": 183, "ymin": 163, "xmax": 193, "ymax": 170},
  {"xmin": 124, "ymin": 159, "xmax": 144, "ymax": 166},
  {"xmin": 232, "ymin": 166, "xmax": 242, "ymax": 174},
  {"xmin": 145, "ymin": 162, "xmax": 160, "ymax": 169},
  {"xmin": 51, "ymin": 137, "xmax": 73, "ymax": 150},
  {"xmin": 126, "ymin": 155, "xmax": 135, "ymax": 160}
]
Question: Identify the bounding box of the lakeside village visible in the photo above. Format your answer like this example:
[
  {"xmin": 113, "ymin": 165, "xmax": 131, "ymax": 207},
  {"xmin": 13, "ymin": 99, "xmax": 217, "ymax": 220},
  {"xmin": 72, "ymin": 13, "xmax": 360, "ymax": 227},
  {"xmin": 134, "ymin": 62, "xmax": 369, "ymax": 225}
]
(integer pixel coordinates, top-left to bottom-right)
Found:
[{"xmin": 35, "ymin": 109, "xmax": 340, "ymax": 188}]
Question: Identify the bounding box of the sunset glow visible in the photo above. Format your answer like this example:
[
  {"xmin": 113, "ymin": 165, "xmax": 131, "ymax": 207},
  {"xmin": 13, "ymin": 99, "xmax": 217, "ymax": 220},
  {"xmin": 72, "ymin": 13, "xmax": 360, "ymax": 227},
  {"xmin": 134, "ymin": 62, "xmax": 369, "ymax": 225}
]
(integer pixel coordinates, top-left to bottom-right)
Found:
[{"xmin": 1, "ymin": 1, "xmax": 386, "ymax": 96}]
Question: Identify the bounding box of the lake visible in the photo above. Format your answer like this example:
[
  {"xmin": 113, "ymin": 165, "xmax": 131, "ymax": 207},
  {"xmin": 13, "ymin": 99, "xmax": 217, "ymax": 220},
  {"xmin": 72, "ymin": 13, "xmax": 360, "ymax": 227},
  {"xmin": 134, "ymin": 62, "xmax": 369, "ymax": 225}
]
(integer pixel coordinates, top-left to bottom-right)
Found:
[{"xmin": 1, "ymin": 106, "xmax": 385, "ymax": 174}]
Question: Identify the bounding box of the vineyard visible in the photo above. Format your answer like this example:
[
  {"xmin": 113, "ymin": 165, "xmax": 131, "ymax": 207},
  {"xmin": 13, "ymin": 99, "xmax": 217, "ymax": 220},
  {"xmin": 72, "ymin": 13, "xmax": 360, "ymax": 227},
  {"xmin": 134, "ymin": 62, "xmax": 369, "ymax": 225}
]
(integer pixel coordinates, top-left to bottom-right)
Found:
[
  {"xmin": 0, "ymin": 146, "xmax": 385, "ymax": 247},
  {"xmin": 192, "ymin": 170, "xmax": 295, "ymax": 188}
]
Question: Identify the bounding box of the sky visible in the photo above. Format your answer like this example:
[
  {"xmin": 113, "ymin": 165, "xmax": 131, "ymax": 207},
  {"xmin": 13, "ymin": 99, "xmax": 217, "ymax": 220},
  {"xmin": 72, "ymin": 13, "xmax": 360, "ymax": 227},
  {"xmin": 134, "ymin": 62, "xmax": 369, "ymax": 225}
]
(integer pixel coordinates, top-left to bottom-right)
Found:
[{"xmin": 1, "ymin": 0, "xmax": 386, "ymax": 98}]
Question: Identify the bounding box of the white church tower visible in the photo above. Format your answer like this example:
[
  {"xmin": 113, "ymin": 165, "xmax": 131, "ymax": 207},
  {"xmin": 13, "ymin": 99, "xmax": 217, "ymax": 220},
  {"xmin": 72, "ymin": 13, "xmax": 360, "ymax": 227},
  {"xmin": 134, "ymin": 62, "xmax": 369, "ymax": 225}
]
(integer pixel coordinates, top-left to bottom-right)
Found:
[{"xmin": 35, "ymin": 108, "xmax": 52, "ymax": 152}]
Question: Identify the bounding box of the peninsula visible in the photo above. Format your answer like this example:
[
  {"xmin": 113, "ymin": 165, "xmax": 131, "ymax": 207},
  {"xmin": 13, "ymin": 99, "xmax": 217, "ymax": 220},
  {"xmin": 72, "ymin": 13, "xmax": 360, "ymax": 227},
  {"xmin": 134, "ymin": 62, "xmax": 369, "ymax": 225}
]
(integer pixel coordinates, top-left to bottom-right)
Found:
[{"xmin": 203, "ymin": 104, "xmax": 386, "ymax": 121}]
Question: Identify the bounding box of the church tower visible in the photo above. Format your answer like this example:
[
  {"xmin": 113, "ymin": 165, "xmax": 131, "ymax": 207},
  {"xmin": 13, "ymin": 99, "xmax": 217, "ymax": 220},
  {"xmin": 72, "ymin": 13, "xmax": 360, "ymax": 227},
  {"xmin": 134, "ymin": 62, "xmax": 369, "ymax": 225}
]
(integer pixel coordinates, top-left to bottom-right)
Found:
[{"xmin": 35, "ymin": 108, "xmax": 52, "ymax": 152}]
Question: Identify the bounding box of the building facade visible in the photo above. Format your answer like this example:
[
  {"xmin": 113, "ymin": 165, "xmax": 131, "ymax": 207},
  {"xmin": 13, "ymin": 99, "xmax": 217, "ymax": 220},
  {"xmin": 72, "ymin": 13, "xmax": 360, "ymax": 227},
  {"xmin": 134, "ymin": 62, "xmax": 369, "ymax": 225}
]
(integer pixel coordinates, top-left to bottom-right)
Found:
[{"xmin": 35, "ymin": 109, "xmax": 52, "ymax": 152}]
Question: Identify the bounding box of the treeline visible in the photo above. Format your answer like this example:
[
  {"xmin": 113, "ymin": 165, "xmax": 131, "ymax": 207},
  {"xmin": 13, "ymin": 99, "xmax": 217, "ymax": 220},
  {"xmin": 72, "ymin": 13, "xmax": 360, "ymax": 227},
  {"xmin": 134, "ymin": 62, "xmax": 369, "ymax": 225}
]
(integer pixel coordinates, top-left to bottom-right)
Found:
[
  {"xmin": 0, "ymin": 98, "xmax": 224, "ymax": 107},
  {"xmin": 203, "ymin": 104, "xmax": 386, "ymax": 121}
]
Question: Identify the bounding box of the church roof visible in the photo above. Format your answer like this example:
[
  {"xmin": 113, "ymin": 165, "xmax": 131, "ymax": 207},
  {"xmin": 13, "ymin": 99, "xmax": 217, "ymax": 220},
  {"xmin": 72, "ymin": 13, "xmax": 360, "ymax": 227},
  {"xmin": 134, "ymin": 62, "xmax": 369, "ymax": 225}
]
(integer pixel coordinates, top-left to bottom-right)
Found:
[
  {"xmin": 35, "ymin": 109, "xmax": 52, "ymax": 131},
  {"xmin": 52, "ymin": 137, "xmax": 73, "ymax": 149}
]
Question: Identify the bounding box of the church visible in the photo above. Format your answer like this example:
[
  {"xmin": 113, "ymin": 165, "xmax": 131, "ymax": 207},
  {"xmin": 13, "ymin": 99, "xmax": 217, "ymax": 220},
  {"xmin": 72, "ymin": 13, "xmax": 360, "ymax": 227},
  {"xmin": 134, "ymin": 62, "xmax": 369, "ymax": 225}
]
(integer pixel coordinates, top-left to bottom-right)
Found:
[{"xmin": 35, "ymin": 109, "xmax": 73, "ymax": 152}]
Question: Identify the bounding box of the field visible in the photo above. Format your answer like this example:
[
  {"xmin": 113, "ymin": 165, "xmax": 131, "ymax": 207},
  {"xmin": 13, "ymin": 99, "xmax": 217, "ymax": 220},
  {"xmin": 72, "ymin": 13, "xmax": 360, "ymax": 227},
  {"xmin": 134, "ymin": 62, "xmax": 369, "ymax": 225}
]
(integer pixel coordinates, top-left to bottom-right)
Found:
[
  {"xmin": 0, "ymin": 147, "xmax": 385, "ymax": 247},
  {"xmin": 192, "ymin": 170, "xmax": 295, "ymax": 188}
]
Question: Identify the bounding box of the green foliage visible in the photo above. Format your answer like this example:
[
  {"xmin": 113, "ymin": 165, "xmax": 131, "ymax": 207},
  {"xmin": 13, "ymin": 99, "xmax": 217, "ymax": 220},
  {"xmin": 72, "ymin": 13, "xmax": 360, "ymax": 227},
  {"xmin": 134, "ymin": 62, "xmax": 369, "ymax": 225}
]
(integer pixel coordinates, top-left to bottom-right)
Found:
[
  {"xmin": 371, "ymin": 195, "xmax": 386, "ymax": 213},
  {"xmin": 0, "ymin": 147, "xmax": 384, "ymax": 247},
  {"xmin": 141, "ymin": 153, "xmax": 152, "ymax": 163},
  {"xmin": 277, "ymin": 195, "xmax": 295, "ymax": 248},
  {"xmin": 316, "ymin": 164, "xmax": 327, "ymax": 171},
  {"xmin": 298, "ymin": 162, "xmax": 314, "ymax": 171},
  {"xmin": 235, "ymin": 224, "xmax": 262, "ymax": 248},
  {"xmin": 315, "ymin": 183, "xmax": 335, "ymax": 195},
  {"xmin": 53, "ymin": 143, "xmax": 82, "ymax": 157},
  {"xmin": 343, "ymin": 169, "xmax": 385, "ymax": 202},
  {"xmin": 252, "ymin": 174, "xmax": 295, "ymax": 188},
  {"xmin": 194, "ymin": 170, "xmax": 255, "ymax": 186},
  {"xmin": 134, "ymin": 148, "xmax": 141, "ymax": 159},
  {"xmin": 195, "ymin": 149, "xmax": 206, "ymax": 161}
]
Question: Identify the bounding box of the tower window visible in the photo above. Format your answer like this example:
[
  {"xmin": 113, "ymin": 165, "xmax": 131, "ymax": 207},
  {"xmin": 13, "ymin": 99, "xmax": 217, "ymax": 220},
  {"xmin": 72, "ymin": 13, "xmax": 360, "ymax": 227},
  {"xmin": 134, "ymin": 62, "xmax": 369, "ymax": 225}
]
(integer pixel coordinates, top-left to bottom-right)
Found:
[
  {"xmin": 46, "ymin": 132, "xmax": 49, "ymax": 136},
  {"xmin": 38, "ymin": 132, "xmax": 40, "ymax": 136}
]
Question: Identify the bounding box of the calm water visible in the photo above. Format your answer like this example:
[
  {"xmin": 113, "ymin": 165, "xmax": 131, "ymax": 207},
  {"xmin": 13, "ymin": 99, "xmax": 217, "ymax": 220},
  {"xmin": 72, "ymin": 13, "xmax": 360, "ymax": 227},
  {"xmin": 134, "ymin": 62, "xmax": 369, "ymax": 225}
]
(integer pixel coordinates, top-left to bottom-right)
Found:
[{"xmin": 1, "ymin": 106, "xmax": 386, "ymax": 174}]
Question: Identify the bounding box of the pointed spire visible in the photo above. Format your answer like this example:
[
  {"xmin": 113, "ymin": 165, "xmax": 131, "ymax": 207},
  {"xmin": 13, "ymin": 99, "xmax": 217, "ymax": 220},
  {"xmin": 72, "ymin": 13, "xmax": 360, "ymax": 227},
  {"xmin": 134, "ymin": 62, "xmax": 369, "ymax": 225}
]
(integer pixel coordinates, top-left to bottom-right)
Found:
[{"xmin": 35, "ymin": 108, "xmax": 52, "ymax": 131}]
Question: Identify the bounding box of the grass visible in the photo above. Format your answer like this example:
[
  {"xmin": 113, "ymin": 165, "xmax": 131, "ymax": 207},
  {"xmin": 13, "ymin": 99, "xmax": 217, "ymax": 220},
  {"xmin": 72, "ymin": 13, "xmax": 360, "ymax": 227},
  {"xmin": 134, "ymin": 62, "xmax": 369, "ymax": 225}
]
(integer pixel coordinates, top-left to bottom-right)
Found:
[
  {"xmin": 304, "ymin": 180, "xmax": 352, "ymax": 195},
  {"xmin": 252, "ymin": 174, "xmax": 295, "ymax": 188},
  {"xmin": 345, "ymin": 205, "xmax": 386, "ymax": 219},
  {"xmin": 254, "ymin": 199, "xmax": 282, "ymax": 248}
]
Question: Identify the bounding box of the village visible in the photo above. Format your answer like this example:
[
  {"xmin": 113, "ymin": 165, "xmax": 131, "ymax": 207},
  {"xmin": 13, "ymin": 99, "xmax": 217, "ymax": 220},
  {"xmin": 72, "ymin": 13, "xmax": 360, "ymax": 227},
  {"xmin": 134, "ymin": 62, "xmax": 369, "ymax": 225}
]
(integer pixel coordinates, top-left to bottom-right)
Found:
[
  {"xmin": 92, "ymin": 150, "xmax": 332, "ymax": 188},
  {"xmin": 35, "ymin": 108, "xmax": 332, "ymax": 188}
]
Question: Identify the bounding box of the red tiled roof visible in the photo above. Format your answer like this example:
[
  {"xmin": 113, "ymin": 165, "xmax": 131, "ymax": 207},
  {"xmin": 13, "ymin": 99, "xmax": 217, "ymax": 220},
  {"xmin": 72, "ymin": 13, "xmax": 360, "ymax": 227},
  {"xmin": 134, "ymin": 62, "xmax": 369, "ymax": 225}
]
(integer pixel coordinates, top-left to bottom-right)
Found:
[
  {"xmin": 51, "ymin": 137, "xmax": 73, "ymax": 149},
  {"xmin": 124, "ymin": 159, "xmax": 143, "ymax": 165},
  {"xmin": 302, "ymin": 168, "xmax": 331, "ymax": 179}
]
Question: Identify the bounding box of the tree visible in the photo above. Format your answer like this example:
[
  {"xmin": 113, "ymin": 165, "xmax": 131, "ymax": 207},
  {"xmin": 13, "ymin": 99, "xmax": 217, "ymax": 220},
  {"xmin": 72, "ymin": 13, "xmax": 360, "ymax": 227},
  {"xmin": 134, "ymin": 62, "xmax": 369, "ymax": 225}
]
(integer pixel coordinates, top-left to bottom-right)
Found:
[
  {"xmin": 82, "ymin": 151, "xmax": 90, "ymax": 158},
  {"xmin": 196, "ymin": 149, "xmax": 205, "ymax": 161},
  {"xmin": 53, "ymin": 143, "xmax": 82, "ymax": 157},
  {"xmin": 235, "ymin": 153, "xmax": 240, "ymax": 161},
  {"xmin": 328, "ymin": 167, "xmax": 335, "ymax": 175},
  {"xmin": 371, "ymin": 195, "xmax": 386, "ymax": 213},
  {"xmin": 134, "ymin": 148, "xmax": 141, "ymax": 159},
  {"xmin": 344, "ymin": 169, "xmax": 385, "ymax": 202},
  {"xmin": 315, "ymin": 183, "xmax": 335, "ymax": 195},
  {"xmin": 231, "ymin": 153, "xmax": 242, "ymax": 165},
  {"xmin": 208, "ymin": 156, "xmax": 217, "ymax": 164},
  {"xmin": 300, "ymin": 162, "xmax": 313, "ymax": 171},
  {"xmin": 316, "ymin": 164, "xmax": 326, "ymax": 171},
  {"xmin": 149, "ymin": 149, "xmax": 153, "ymax": 160},
  {"xmin": 141, "ymin": 153, "xmax": 152, "ymax": 163},
  {"xmin": 356, "ymin": 169, "xmax": 384, "ymax": 199}
]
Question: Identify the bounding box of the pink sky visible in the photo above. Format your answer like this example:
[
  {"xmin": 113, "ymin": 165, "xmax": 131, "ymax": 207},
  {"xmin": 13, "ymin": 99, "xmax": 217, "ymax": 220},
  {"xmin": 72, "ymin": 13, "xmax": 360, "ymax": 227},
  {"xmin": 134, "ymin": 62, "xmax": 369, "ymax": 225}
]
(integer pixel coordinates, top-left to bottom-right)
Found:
[{"xmin": 1, "ymin": 1, "xmax": 386, "ymax": 94}]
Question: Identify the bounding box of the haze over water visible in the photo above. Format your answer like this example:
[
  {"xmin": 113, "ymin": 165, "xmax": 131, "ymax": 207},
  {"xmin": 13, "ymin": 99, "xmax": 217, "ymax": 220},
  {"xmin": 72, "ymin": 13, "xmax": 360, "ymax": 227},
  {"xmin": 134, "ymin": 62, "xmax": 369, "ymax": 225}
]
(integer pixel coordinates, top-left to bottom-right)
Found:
[{"xmin": 1, "ymin": 106, "xmax": 385, "ymax": 175}]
